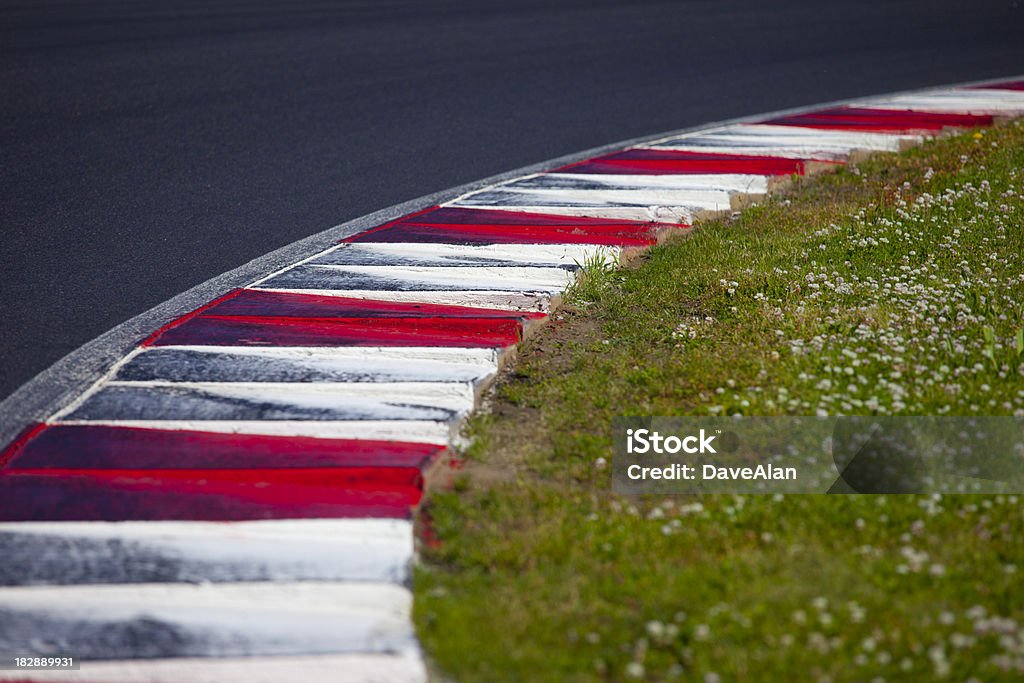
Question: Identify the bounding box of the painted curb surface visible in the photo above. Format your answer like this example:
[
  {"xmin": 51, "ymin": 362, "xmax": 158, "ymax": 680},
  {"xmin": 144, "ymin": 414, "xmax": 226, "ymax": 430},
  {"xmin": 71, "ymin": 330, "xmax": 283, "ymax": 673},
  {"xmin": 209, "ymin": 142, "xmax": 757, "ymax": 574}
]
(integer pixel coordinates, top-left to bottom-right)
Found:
[{"xmin": 2, "ymin": 80, "xmax": 1024, "ymax": 682}]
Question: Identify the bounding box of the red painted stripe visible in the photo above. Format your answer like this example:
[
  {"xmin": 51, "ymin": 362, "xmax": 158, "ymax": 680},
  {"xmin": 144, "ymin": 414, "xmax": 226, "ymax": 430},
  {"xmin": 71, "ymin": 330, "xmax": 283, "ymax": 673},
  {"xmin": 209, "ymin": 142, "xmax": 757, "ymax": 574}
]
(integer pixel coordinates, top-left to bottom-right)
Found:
[
  {"xmin": 351, "ymin": 223, "xmax": 659, "ymax": 246},
  {"xmin": 12, "ymin": 467, "xmax": 423, "ymax": 490},
  {"xmin": 557, "ymin": 149, "xmax": 817, "ymax": 176},
  {"xmin": 0, "ymin": 422, "xmax": 46, "ymax": 470},
  {"xmin": 3, "ymin": 424, "xmax": 444, "ymax": 471},
  {"xmin": 149, "ymin": 314, "xmax": 527, "ymax": 347},
  {"xmin": 0, "ymin": 473, "xmax": 418, "ymax": 521},
  {"xmin": 349, "ymin": 207, "xmax": 666, "ymax": 246},
  {"xmin": 141, "ymin": 290, "xmax": 243, "ymax": 347},
  {"xmin": 367, "ymin": 206, "xmax": 659, "ymax": 228},
  {"xmin": 145, "ymin": 290, "xmax": 543, "ymax": 347},
  {"xmin": 763, "ymin": 106, "xmax": 993, "ymax": 132},
  {"xmin": 970, "ymin": 80, "xmax": 1024, "ymax": 91},
  {"xmin": 198, "ymin": 289, "xmax": 546, "ymax": 320}
]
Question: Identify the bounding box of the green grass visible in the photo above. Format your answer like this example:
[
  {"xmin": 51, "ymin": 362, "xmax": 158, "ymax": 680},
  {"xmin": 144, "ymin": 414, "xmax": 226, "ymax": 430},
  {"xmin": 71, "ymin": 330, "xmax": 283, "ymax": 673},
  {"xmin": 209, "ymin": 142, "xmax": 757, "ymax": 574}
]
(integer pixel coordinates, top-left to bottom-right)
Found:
[{"xmin": 415, "ymin": 122, "xmax": 1024, "ymax": 682}]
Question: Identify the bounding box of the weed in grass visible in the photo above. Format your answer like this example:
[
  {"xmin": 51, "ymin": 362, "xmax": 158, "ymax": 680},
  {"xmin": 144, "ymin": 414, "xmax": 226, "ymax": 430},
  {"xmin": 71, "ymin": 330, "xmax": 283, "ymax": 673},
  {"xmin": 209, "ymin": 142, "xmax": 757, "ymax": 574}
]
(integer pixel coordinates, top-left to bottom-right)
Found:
[{"xmin": 566, "ymin": 249, "xmax": 621, "ymax": 307}]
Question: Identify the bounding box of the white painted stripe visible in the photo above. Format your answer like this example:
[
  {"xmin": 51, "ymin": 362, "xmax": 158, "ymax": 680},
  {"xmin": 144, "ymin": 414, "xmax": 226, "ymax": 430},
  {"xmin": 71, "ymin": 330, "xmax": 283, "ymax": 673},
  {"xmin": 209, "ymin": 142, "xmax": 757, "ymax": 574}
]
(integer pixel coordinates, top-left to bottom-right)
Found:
[
  {"xmin": 0, "ymin": 581, "xmax": 413, "ymax": 614},
  {"xmin": 64, "ymin": 381, "xmax": 477, "ymax": 423},
  {"xmin": 966, "ymin": 87, "xmax": 1024, "ymax": 98},
  {"xmin": 148, "ymin": 346, "xmax": 500, "ymax": 365},
  {"xmin": 0, "ymin": 582, "xmax": 416, "ymax": 658},
  {"xmin": 312, "ymin": 242, "xmax": 620, "ymax": 268},
  {"xmin": 0, "ymin": 519, "xmax": 413, "ymax": 585},
  {"xmin": 533, "ymin": 172, "xmax": 771, "ymax": 193},
  {"xmin": 639, "ymin": 142, "xmax": 847, "ymax": 161},
  {"xmin": 491, "ymin": 171, "xmax": 755, "ymax": 198},
  {"xmin": 0, "ymin": 519, "xmax": 411, "ymax": 543},
  {"xmin": 644, "ymin": 123, "xmax": 919, "ymax": 159},
  {"xmin": 450, "ymin": 186, "xmax": 731, "ymax": 211},
  {"xmin": 464, "ymin": 185, "xmax": 733, "ymax": 206},
  {"xmin": 54, "ymin": 420, "xmax": 453, "ymax": 444},
  {"xmin": 854, "ymin": 88, "xmax": 1024, "ymax": 114},
  {"xmin": 103, "ymin": 380, "xmax": 478, "ymax": 410},
  {"xmin": 701, "ymin": 124, "xmax": 917, "ymax": 149},
  {"xmin": 166, "ymin": 344, "xmax": 502, "ymax": 365},
  {"xmin": 116, "ymin": 346, "xmax": 500, "ymax": 384},
  {"xmin": 256, "ymin": 263, "xmax": 575, "ymax": 293},
  {"xmin": 442, "ymin": 201, "xmax": 694, "ymax": 223},
  {"xmin": 968, "ymin": 88, "xmax": 1024, "ymax": 103},
  {"xmin": 2, "ymin": 653, "xmax": 427, "ymax": 683},
  {"xmin": 253, "ymin": 287, "xmax": 555, "ymax": 312}
]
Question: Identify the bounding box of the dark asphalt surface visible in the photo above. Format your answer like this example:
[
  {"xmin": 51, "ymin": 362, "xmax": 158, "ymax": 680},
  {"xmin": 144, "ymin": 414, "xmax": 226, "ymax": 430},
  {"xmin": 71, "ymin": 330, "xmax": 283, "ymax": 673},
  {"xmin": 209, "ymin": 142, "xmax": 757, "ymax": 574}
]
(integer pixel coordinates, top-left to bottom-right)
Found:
[{"xmin": 2, "ymin": 0, "xmax": 1023, "ymax": 400}]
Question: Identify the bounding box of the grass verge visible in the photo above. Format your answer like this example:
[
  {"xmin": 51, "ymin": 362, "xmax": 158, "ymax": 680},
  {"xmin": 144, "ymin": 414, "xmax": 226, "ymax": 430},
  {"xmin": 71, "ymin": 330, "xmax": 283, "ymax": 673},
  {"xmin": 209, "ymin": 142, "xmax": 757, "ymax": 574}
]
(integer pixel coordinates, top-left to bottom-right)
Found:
[{"xmin": 415, "ymin": 121, "xmax": 1024, "ymax": 682}]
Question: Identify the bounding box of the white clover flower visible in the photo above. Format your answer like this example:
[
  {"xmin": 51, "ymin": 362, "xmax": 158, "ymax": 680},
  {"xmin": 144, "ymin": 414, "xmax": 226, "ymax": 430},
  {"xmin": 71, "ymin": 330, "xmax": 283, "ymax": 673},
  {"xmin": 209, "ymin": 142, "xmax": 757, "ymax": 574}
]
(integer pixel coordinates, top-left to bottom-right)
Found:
[
  {"xmin": 646, "ymin": 620, "xmax": 665, "ymax": 639},
  {"xmin": 625, "ymin": 662, "xmax": 645, "ymax": 679},
  {"xmin": 950, "ymin": 633, "xmax": 973, "ymax": 649},
  {"xmin": 966, "ymin": 605, "xmax": 987, "ymax": 621}
]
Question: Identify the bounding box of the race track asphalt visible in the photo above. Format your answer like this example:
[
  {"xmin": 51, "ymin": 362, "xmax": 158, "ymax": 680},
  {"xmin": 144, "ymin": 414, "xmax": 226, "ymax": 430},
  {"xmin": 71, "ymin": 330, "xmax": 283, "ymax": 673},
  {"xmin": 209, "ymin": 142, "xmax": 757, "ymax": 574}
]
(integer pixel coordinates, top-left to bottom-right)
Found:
[{"xmin": 2, "ymin": 0, "xmax": 1023, "ymax": 399}]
